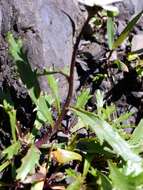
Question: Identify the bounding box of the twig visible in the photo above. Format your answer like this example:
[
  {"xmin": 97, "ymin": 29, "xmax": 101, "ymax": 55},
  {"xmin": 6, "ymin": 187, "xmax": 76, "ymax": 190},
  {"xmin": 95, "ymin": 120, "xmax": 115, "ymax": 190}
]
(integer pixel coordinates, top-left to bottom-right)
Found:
[
  {"xmin": 51, "ymin": 16, "xmax": 91, "ymax": 137},
  {"xmin": 37, "ymin": 70, "xmax": 69, "ymax": 82}
]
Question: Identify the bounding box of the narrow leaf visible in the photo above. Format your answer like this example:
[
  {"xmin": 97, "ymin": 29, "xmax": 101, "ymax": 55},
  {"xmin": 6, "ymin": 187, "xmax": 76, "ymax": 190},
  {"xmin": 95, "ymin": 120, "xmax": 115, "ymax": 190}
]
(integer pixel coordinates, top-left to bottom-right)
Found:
[
  {"xmin": 112, "ymin": 11, "xmax": 143, "ymax": 49},
  {"xmin": 130, "ymin": 119, "xmax": 143, "ymax": 145},
  {"xmin": 107, "ymin": 16, "xmax": 114, "ymax": 50},
  {"xmin": 0, "ymin": 161, "xmax": 10, "ymax": 172},
  {"xmin": 3, "ymin": 99, "xmax": 17, "ymax": 143},
  {"xmin": 47, "ymin": 74, "xmax": 61, "ymax": 114}
]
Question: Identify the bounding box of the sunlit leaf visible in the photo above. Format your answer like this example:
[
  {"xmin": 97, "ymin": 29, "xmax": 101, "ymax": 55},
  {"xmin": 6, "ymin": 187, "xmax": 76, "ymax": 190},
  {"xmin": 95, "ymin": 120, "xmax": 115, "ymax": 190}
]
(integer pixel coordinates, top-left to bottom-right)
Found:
[
  {"xmin": 2, "ymin": 141, "xmax": 21, "ymax": 160},
  {"xmin": 130, "ymin": 119, "xmax": 143, "ymax": 146},
  {"xmin": 112, "ymin": 11, "xmax": 143, "ymax": 49},
  {"xmin": 66, "ymin": 180, "xmax": 81, "ymax": 190},
  {"xmin": 3, "ymin": 99, "xmax": 17, "ymax": 143},
  {"xmin": 72, "ymin": 107, "xmax": 143, "ymax": 174},
  {"xmin": 7, "ymin": 32, "xmax": 23, "ymax": 61},
  {"xmin": 109, "ymin": 161, "xmax": 135, "ymax": 190},
  {"xmin": 107, "ymin": 15, "xmax": 115, "ymax": 50},
  {"xmin": 0, "ymin": 161, "xmax": 10, "ymax": 172},
  {"xmin": 47, "ymin": 74, "xmax": 61, "ymax": 114},
  {"xmin": 101, "ymin": 104, "xmax": 116, "ymax": 120},
  {"xmin": 127, "ymin": 53, "xmax": 138, "ymax": 61},
  {"xmin": 76, "ymin": 88, "xmax": 91, "ymax": 109},
  {"xmin": 83, "ymin": 158, "xmax": 91, "ymax": 177},
  {"xmin": 30, "ymin": 181, "xmax": 44, "ymax": 190},
  {"xmin": 16, "ymin": 145, "xmax": 40, "ymax": 181},
  {"xmin": 37, "ymin": 95, "xmax": 54, "ymax": 126},
  {"xmin": 51, "ymin": 148, "xmax": 82, "ymax": 164},
  {"xmin": 113, "ymin": 112, "xmax": 133, "ymax": 127},
  {"xmin": 95, "ymin": 90, "xmax": 105, "ymax": 116}
]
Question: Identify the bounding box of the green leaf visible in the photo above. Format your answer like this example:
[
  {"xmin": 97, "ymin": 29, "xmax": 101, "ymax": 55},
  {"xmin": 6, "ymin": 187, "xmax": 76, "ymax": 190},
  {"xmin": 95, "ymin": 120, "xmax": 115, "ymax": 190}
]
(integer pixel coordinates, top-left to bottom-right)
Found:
[
  {"xmin": 113, "ymin": 111, "xmax": 133, "ymax": 128},
  {"xmin": 3, "ymin": 99, "xmax": 17, "ymax": 143},
  {"xmin": 37, "ymin": 95, "xmax": 54, "ymax": 126},
  {"xmin": 112, "ymin": 11, "xmax": 143, "ymax": 49},
  {"xmin": 95, "ymin": 90, "xmax": 105, "ymax": 115},
  {"xmin": 76, "ymin": 88, "xmax": 91, "ymax": 109},
  {"xmin": 76, "ymin": 138, "xmax": 115, "ymax": 158},
  {"xmin": 130, "ymin": 119, "xmax": 143, "ymax": 145},
  {"xmin": 98, "ymin": 172, "xmax": 112, "ymax": 190},
  {"xmin": 0, "ymin": 161, "xmax": 10, "ymax": 172},
  {"xmin": 47, "ymin": 74, "xmax": 61, "ymax": 114},
  {"xmin": 113, "ymin": 60, "xmax": 129, "ymax": 72},
  {"xmin": 7, "ymin": 32, "xmax": 23, "ymax": 62},
  {"xmin": 7, "ymin": 33, "xmax": 40, "ymax": 103},
  {"xmin": 2, "ymin": 141, "xmax": 21, "ymax": 160},
  {"xmin": 109, "ymin": 161, "xmax": 135, "ymax": 190},
  {"xmin": 72, "ymin": 107, "xmax": 142, "ymax": 174},
  {"xmin": 66, "ymin": 177, "xmax": 83, "ymax": 190},
  {"xmin": 16, "ymin": 145, "xmax": 40, "ymax": 181},
  {"xmin": 101, "ymin": 104, "xmax": 116, "ymax": 120},
  {"xmin": 107, "ymin": 16, "xmax": 115, "ymax": 50},
  {"xmin": 83, "ymin": 158, "xmax": 91, "ymax": 177},
  {"xmin": 51, "ymin": 148, "xmax": 82, "ymax": 164}
]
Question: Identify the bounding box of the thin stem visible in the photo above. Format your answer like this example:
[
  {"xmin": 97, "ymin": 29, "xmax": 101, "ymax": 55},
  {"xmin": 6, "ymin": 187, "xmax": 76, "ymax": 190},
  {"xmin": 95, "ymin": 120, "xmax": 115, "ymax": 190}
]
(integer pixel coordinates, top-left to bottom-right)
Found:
[
  {"xmin": 51, "ymin": 16, "xmax": 91, "ymax": 137},
  {"xmin": 37, "ymin": 70, "xmax": 69, "ymax": 82},
  {"xmin": 35, "ymin": 15, "xmax": 92, "ymax": 148}
]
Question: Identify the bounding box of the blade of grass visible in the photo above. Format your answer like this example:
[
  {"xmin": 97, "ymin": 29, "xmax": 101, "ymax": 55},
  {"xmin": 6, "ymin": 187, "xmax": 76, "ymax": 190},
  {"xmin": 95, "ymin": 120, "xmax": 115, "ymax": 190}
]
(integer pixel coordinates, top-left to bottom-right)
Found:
[{"xmin": 112, "ymin": 11, "xmax": 143, "ymax": 49}]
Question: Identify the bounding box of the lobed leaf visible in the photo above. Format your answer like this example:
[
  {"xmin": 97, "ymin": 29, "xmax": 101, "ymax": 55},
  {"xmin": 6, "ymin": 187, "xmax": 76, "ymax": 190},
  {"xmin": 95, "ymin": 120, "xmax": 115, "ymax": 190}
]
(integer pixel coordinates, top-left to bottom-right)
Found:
[
  {"xmin": 16, "ymin": 145, "xmax": 40, "ymax": 181},
  {"xmin": 109, "ymin": 161, "xmax": 135, "ymax": 190},
  {"xmin": 37, "ymin": 95, "xmax": 54, "ymax": 126},
  {"xmin": 2, "ymin": 141, "xmax": 21, "ymax": 160},
  {"xmin": 72, "ymin": 107, "xmax": 143, "ymax": 174},
  {"xmin": 76, "ymin": 88, "xmax": 91, "ymax": 109},
  {"xmin": 7, "ymin": 33, "xmax": 40, "ymax": 103}
]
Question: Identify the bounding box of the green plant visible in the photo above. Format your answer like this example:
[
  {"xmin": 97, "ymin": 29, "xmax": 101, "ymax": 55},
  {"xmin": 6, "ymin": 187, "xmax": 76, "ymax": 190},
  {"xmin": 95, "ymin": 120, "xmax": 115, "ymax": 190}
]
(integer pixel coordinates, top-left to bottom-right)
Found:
[{"xmin": 1, "ymin": 4, "xmax": 143, "ymax": 190}]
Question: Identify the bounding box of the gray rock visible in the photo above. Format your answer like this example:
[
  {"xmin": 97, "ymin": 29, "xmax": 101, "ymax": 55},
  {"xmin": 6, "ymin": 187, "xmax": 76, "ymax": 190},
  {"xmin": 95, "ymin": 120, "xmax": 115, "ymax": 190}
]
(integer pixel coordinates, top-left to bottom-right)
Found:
[
  {"xmin": 0, "ymin": 0, "xmax": 87, "ymax": 98},
  {"xmin": 131, "ymin": 33, "xmax": 143, "ymax": 52}
]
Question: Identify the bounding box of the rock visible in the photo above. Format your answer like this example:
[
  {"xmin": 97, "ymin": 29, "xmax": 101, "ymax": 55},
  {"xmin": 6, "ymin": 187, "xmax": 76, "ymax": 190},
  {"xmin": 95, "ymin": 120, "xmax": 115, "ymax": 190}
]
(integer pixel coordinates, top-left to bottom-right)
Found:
[
  {"xmin": 80, "ymin": 42, "xmax": 105, "ymax": 60},
  {"xmin": 0, "ymin": 0, "xmax": 87, "ymax": 99},
  {"xmin": 131, "ymin": 33, "xmax": 143, "ymax": 52},
  {"xmin": 130, "ymin": 0, "xmax": 143, "ymax": 14},
  {"xmin": 117, "ymin": 0, "xmax": 134, "ymax": 21}
]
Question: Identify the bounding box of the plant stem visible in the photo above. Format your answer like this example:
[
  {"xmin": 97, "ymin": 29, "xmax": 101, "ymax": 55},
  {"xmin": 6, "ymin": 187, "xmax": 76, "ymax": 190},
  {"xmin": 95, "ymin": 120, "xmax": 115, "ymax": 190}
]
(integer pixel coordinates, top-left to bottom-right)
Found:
[{"xmin": 51, "ymin": 16, "xmax": 91, "ymax": 137}]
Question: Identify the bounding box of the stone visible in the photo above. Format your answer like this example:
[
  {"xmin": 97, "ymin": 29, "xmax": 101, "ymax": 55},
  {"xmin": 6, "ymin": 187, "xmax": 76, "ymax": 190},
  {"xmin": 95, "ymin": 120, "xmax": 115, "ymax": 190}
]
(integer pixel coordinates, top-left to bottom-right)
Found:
[
  {"xmin": 0, "ymin": 0, "xmax": 87, "ymax": 99},
  {"xmin": 131, "ymin": 33, "xmax": 143, "ymax": 52}
]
